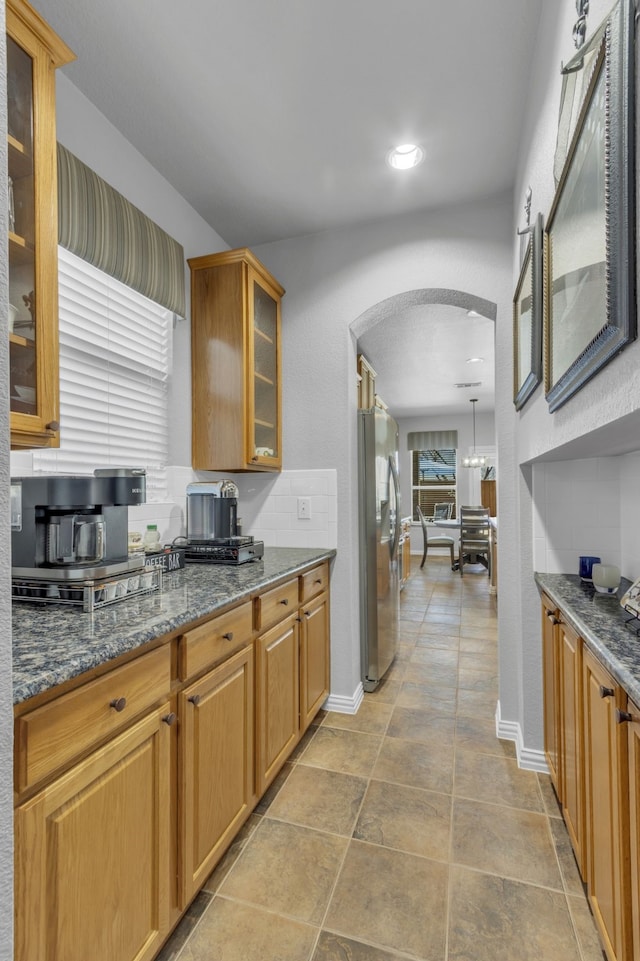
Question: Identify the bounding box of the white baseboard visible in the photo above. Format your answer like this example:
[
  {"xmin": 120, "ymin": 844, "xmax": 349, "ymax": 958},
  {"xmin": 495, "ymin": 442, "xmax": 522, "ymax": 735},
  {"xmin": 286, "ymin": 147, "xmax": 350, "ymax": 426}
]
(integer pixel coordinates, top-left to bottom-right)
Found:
[
  {"xmin": 495, "ymin": 700, "xmax": 549, "ymax": 774},
  {"xmin": 323, "ymin": 683, "xmax": 364, "ymax": 715}
]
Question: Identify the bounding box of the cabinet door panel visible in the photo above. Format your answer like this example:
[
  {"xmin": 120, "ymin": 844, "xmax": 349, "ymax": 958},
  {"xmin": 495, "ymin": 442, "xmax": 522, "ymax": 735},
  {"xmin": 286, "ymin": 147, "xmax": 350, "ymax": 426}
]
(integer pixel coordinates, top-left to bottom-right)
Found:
[
  {"xmin": 15, "ymin": 706, "xmax": 170, "ymax": 961},
  {"xmin": 559, "ymin": 619, "xmax": 584, "ymax": 873},
  {"xmin": 541, "ymin": 596, "xmax": 560, "ymax": 791},
  {"xmin": 583, "ymin": 647, "xmax": 630, "ymax": 961},
  {"xmin": 627, "ymin": 702, "xmax": 640, "ymax": 961},
  {"xmin": 300, "ymin": 594, "xmax": 329, "ymax": 732},
  {"xmin": 256, "ymin": 615, "xmax": 299, "ymax": 795},
  {"xmin": 180, "ymin": 645, "xmax": 254, "ymax": 906}
]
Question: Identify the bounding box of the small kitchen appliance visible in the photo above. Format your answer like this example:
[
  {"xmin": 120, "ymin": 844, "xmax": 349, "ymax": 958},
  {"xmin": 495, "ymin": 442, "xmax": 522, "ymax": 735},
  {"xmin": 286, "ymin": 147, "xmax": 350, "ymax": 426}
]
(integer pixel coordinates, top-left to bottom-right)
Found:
[
  {"xmin": 184, "ymin": 480, "xmax": 264, "ymax": 564},
  {"xmin": 10, "ymin": 469, "xmax": 160, "ymax": 610}
]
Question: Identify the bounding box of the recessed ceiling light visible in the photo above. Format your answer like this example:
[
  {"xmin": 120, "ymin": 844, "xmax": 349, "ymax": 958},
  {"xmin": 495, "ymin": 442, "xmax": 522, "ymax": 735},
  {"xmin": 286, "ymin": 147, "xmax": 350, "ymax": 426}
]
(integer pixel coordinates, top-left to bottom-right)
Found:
[
  {"xmin": 466, "ymin": 357, "xmax": 484, "ymax": 364},
  {"xmin": 387, "ymin": 143, "xmax": 424, "ymax": 170}
]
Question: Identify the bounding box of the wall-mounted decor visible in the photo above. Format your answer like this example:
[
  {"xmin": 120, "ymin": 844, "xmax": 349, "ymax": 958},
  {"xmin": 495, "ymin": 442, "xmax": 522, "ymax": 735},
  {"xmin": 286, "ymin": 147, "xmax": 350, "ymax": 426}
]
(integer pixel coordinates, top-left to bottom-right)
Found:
[
  {"xmin": 544, "ymin": 0, "xmax": 635, "ymax": 413},
  {"xmin": 513, "ymin": 212, "xmax": 543, "ymax": 411}
]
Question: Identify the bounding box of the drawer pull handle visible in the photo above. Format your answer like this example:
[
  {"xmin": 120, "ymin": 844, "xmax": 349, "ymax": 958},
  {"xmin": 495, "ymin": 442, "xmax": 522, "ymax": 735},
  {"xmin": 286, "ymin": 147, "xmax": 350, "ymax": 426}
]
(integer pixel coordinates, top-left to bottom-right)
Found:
[
  {"xmin": 189, "ymin": 694, "xmax": 201, "ymax": 707},
  {"xmin": 162, "ymin": 712, "xmax": 177, "ymax": 726},
  {"xmin": 110, "ymin": 697, "xmax": 127, "ymax": 712},
  {"xmin": 546, "ymin": 612, "xmax": 559, "ymax": 624},
  {"xmin": 617, "ymin": 709, "xmax": 633, "ymax": 724},
  {"xmin": 280, "ymin": 598, "xmax": 289, "ymax": 606},
  {"xmin": 314, "ymin": 578, "xmax": 322, "ymax": 584},
  {"xmin": 222, "ymin": 631, "xmax": 234, "ymax": 641},
  {"xmin": 599, "ymin": 686, "xmax": 615, "ymax": 699},
  {"xmin": 304, "ymin": 610, "xmax": 311, "ymax": 618}
]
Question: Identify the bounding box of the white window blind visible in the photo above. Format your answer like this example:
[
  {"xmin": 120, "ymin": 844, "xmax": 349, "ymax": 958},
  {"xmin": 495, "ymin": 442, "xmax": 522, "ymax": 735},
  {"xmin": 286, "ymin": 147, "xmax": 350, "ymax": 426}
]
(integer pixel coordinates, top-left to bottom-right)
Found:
[{"xmin": 33, "ymin": 246, "xmax": 172, "ymax": 501}]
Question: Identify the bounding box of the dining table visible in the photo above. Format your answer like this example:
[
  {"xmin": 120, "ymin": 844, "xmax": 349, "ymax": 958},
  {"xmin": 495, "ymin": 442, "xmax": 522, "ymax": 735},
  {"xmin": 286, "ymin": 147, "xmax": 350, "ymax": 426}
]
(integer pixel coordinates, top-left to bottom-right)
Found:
[{"xmin": 427, "ymin": 515, "xmax": 497, "ymax": 580}]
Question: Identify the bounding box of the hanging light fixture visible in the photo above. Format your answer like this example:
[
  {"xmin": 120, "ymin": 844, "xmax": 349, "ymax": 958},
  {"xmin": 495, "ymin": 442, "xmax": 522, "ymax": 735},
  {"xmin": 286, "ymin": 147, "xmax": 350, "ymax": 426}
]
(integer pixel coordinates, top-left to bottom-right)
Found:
[{"xmin": 462, "ymin": 398, "xmax": 487, "ymax": 468}]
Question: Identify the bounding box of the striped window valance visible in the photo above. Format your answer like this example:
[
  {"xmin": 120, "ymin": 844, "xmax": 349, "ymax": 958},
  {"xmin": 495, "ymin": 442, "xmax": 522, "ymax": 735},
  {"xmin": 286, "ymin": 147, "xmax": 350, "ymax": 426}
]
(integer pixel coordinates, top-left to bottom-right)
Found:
[
  {"xmin": 407, "ymin": 430, "xmax": 458, "ymax": 450},
  {"xmin": 57, "ymin": 143, "xmax": 186, "ymax": 317}
]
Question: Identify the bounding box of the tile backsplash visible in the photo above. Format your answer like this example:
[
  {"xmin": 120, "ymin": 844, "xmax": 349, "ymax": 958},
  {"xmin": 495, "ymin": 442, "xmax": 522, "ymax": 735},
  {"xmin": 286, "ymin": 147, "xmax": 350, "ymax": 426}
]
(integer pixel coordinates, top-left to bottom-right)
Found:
[
  {"xmin": 532, "ymin": 455, "xmax": 628, "ymax": 577},
  {"xmin": 9, "ymin": 454, "xmax": 337, "ymax": 551}
]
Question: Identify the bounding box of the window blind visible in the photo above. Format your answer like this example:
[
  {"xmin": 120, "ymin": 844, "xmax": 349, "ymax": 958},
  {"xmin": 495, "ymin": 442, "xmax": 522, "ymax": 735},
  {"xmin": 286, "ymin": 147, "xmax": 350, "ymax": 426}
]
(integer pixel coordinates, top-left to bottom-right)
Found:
[{"xmin": 33, "ymin": 246, "xmax": 172, "ymax": 501}]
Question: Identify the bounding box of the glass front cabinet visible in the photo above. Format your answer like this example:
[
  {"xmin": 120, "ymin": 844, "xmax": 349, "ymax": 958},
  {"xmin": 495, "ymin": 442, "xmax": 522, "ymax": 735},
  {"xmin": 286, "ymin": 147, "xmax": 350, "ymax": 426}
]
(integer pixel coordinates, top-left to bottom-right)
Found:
[
  {"xmin": 189, "ymin": 247, "xmax": 285, "ymax": 472},
  {"xmin": 7, "ymin": 0, "xmax": 74, "ymax": 449}
]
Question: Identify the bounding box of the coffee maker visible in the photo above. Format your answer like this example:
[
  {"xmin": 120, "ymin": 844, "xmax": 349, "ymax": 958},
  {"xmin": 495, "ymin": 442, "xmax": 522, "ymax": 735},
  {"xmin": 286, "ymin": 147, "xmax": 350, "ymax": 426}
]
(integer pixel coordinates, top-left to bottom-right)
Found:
[
  {"xmin": 11, "ymin": 468, "xmax": 147, "ymax": 580},
  {"xmin": 184, "ymin": 480, "xmax": 264, "ymax": 564}
]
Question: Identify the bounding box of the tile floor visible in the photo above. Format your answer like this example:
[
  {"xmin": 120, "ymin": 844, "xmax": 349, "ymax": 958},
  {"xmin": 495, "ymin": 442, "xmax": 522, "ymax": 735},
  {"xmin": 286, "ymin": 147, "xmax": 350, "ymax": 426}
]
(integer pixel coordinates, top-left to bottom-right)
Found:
[{"xmin": 158, "ymin": 555, "xmax": 605, "ymax": 961}]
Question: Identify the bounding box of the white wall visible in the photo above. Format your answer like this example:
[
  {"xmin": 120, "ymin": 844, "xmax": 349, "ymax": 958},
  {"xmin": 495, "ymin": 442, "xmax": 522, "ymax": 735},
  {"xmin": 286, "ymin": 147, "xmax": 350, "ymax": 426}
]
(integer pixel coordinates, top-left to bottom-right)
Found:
[{"xmin": 252, "ymin": 195, "xmax": 512, "ymax": 707}]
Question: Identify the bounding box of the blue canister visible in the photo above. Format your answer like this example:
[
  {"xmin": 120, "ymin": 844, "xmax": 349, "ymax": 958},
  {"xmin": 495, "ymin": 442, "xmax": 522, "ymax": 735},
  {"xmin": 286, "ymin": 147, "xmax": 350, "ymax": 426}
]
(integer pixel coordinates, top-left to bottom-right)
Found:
[{"xmin": 579, "ymin": 555, "xmax": 601, "ymax": 581}]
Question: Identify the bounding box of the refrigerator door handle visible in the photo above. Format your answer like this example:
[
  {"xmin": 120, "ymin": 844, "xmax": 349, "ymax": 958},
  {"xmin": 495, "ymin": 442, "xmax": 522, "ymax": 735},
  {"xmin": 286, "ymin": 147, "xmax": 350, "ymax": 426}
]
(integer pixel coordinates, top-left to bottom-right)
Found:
[{"xmin": 389, "ymin": 455, "xmax": 401, "ymax": 560}]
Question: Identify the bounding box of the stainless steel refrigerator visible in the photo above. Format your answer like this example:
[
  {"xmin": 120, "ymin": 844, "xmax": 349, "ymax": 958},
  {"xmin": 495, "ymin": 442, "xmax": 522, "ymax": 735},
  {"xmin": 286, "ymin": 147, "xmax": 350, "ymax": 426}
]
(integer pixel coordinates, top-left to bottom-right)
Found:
[{"xmin": 358, "ymin": 406, "xmax": 401, "ymax": 691}]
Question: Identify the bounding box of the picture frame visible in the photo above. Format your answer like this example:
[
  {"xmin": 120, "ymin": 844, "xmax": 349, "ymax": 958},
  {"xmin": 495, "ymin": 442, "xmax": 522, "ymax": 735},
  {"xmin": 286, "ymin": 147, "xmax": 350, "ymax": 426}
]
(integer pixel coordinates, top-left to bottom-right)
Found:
[
  {"xmin": 544, "ymin": 0, "xmax": 636, "ymax": 413},
  {"xmin": 513, "ymin": 212, "xmax": 543, "ymax": 410}
]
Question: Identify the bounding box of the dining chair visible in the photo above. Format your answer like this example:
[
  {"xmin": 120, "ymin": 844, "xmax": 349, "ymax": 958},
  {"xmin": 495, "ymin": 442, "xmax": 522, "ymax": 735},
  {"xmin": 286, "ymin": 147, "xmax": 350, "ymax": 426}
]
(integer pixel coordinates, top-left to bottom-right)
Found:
[
  {"xmin": 416, "ymin": 505, "xmax": 456, "ymax": 570},
  {"xmin": 458, "ymin": 505, "xmax": 491, "ymax": 576}
]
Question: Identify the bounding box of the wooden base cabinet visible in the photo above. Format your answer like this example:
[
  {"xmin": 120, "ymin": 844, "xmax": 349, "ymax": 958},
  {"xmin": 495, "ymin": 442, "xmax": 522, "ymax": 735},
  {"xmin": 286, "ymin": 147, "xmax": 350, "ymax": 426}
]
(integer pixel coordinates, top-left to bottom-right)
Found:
[
  {"xmin": 300, "ymin": 591, "xmax": 330, "ymax": 733},
  {"xmin": 179, "ymin": 644, "xmax": 254, "ymax": 906},
  {"xmin": 256, "ymin": 613, "xmax": 300, "ymax": 796},
  {"xmin": 583, "ymin": 646, "xmax": 631, "ymax": 961},
  {"xmin": 626, "ymin": 700, "xmax": 640, "ymax": 961},
  {"xmin": 558, "ymin": 616, "xmax": 585, "ymax": 874},
  {"xmin": 541, "ymin": 595, "xmax": 560, "ymax": 790},
  {"xmin": 14, "ymin": 705, "xmax": 171, "ymax": 961}
]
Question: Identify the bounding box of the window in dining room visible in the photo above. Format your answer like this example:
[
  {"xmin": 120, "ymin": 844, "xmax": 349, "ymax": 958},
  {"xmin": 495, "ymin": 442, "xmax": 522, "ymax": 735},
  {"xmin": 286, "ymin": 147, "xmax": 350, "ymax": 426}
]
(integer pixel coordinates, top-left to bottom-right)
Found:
[{"xmin": 411, "ymin": 448, "xmax": 457, "ymax": 519}]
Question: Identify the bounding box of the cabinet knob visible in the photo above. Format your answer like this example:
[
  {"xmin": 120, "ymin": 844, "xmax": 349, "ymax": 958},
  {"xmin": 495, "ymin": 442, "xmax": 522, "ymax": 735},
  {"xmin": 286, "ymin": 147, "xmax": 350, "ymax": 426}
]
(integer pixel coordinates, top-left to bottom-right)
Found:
[
  {"xmin": 109, "ymin": 697, "xmax": 127, "ymax": 712},
  {"xmin": 280, "ymin": 598, "xmax": 289, "ymax": 606},
  {"xmin": 162, "ymin": 712, "xmax": 177, "ymax": 726},
  {"xmin": 314, "ymin": 578, "xmax": 322, "ymax": 585},
  {"xmin": 599, "ymin": 685, "xmax": 615, "ymax": 699},
  {"xmin": 222, "ymin": 631, "xmax": 234, "ymax": 641},
  {"xmin": 46, "ymin": 420, "xmax": 60, "ymax": 432},
  {"xmin": 546, "ymin": 612, "xmax": 559, "ymax": 625},
  {"xmin": 617, "ymin": 709, "xmax": 633, "ymax": 724},
  {"xmin": 188, "ymin": 694, "xmax": 201, "ymax": 707},
  {"xmin": 304, "ymin": 610, "xmax": 311, "ymax": 618}
]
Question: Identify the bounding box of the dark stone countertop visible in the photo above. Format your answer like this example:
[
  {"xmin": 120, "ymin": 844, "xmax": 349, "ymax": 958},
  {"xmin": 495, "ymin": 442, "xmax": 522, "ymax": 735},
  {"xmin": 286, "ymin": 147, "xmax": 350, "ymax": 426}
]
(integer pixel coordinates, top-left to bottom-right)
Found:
[
  {"xmin": 12, "ymin": 547, "xmax": 336, "ymax": 707},
  {"xmin": 535, "ymin": 572, "xmax": 640, "ymax": 706}
]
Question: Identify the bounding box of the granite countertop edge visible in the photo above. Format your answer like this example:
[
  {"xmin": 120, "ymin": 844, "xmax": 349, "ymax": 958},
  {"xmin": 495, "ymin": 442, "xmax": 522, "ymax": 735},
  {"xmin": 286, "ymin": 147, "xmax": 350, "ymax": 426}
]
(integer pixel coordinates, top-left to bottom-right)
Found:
[
  {"xmin": 13, "ymin": 546, "xmax": 336, "ymax": 706},
  {"xmin": 535, "ymin": 571, "xmax": 640, "ymax": 706}
]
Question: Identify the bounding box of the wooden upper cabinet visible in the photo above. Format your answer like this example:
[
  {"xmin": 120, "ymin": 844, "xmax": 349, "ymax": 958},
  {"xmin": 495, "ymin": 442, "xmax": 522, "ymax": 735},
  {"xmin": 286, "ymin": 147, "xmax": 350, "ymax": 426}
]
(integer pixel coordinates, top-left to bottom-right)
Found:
[
  {"xmin": 189, "ymin": 247, "xmax": 285, "ymax": 472},
  {"xmin": 7, "ymin": 0, "xmax": 74, "ymax": 449}
]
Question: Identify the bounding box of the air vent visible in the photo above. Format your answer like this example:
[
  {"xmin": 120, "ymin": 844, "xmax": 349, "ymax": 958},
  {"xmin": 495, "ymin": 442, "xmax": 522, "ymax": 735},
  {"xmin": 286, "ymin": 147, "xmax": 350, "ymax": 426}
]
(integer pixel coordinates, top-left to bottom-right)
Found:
[{"xmin": 454, "ymin": 382, "xmax": 482, "ymax": 388}]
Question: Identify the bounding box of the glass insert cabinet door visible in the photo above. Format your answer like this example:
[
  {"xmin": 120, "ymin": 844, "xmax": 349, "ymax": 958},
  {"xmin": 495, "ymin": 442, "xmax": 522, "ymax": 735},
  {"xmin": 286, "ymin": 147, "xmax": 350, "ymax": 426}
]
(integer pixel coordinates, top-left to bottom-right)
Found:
[
  {"xmin": 248, "ymin": 268, "xmax": 281, "ymax": 466},
  {"xmin": 6, "ymin": 0, "xmax": 74, "ymax": 449}
]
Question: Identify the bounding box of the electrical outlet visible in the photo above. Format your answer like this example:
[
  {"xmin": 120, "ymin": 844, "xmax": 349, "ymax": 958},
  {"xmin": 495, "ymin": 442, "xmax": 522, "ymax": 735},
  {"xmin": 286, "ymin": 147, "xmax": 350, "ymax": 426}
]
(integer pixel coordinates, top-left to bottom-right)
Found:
[{"xmin": 297, "ymin": 497, "xmax": 311, "ymax": 519}]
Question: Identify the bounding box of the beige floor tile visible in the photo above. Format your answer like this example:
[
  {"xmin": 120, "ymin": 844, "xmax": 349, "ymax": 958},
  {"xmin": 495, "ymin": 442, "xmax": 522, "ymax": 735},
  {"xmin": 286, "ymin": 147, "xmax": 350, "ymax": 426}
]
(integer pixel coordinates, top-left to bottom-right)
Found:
[
  {"xmin": 456, "ymin": 687, "xmax": 498, "ymax": 719},
  {"xmin": 410, "ymin": 647, "xmax": 459, "ymax": 668},
  {"xmin": 447, "ymin": 865, "xmax": 582, "ymax": 961},
  {"xmin": 414, "ymin": 632, "xmax": 460, "ymax": 650},
  {"xmin": 312, "ymin": 931, "xmax": 408, "ymax": 961},
  {"xmin": 202, "ymin": 813, "xmax": 262, "ymax": 892},
  {"xmin": 387, "ymin": 704, "xmax": 456, "ymax": 745},
  {"xmin": 254, "ymin": 761, "xmax": 294, "ymax": 814},
  {"xmin": 364, "ymin": 673, "xmax": 403, "ymax": 704},
  {"xmin": 323, "ymin": 698, "xmax": 393, "ymax": 735},
  {"xmin": 452, "ymin": 797, "xmax": 563, "ymax": 889},
  {"xmin": 456, "ymin": 666, "xmax": 498, "ymax": 694},
  {"xmin": 454, "ymin": 751, "xmax": 544, "ymax": 811},
  {"xmin": 325, "ymin": 840, "xmax": 448, "ymax": 959},
  {"xmin": 538, "ymin": 773, "xmax": 563, "ymax": 818},
  {"xmin": 458, "ymin": 635, "xmax": 496, "ymax": 655},
  {"xmin": 299, "ymin": 727, "xmax": 383, "ymax": 777},
  {"xmin": 454, "ymin": 715, "xmax": 516, "ymax": 759},
  {"xmin": 219, "ymin": 818, "xmax": 347, "ymax": 924},
  {"xmin": 417, "ymin": 620, "xmax": 461, "ymax": 636},
  {"xmin": 372, "ymin": 734, "xmax": 454, "ymax": 795},
  {"xmin": 267, "ymin": 765, "xmax": 368, "ymax": 836},
  {"xmin": 403, "ymin": 660, "xmax": 459, "ymax": 689},
  {"xmin": 458, "ymin": 650, "xmax": 497, "ymax": 673},
  {"xmin": 155, "ymin": 891, "xmax": 211, "ymax": 961},
  {"xmin": 179, "ymin": 896, "xmax": 318, "ymax": 961},
  {"xmin": 549, "ymin": 816, "xmax": 585, "ymax": 897},
  {"xmin": 396, "ymin": 680, "xmax": 457, "ymax": 714},
  {"xmin": 354, "ymin": 779, "xmax": 451, "ymax": 860},
  {"xmin": 567, "ymin": 894, "xmax": 607, "ymax": 961}
]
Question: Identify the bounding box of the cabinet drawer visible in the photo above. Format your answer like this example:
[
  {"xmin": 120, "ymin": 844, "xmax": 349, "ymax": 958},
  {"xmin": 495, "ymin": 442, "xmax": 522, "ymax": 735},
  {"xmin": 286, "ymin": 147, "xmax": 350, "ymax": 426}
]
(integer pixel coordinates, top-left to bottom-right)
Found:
[
  {"xmin": 179, "ymin": 602, "xmax": 253, "ymax": 679},
  {"xmin": 300, "ymin": 562, "xmax": 329, "ymax": 603},
  {"xmin": 254, "ymin": 579, "xmax": 299, "ymax": 632},
  {"xmin": 15, "ymin": 644, "xmax": 171, "ymax": 793}
]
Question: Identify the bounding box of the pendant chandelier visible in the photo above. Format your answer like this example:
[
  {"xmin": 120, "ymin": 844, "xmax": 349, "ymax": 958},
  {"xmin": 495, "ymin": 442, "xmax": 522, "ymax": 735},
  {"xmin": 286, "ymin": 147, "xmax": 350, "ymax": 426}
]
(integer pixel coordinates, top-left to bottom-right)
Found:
[{"xmin": 462, "ymin": 398, "xmax": 486, "ymax": 468}]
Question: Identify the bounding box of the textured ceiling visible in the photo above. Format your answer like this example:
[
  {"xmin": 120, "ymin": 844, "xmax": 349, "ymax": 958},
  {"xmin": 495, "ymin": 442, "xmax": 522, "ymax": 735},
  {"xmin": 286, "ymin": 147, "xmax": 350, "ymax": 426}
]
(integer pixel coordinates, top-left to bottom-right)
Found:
[{"xmin": 30, "ymin": 0, "xmax": 543, "ymax": 415}]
